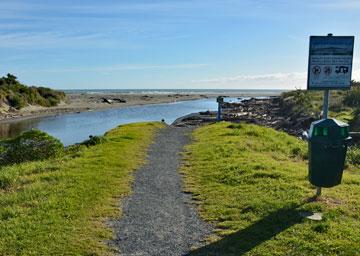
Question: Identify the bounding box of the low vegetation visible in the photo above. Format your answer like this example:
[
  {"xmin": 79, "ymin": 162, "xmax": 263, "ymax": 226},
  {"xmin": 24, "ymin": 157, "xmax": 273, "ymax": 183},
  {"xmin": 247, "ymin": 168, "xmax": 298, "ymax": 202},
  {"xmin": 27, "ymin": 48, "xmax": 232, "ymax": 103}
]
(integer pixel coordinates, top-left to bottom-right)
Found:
[
  {"xmin": 279, "ymin": 81, "xmax": 360, "ymax": 131},
  {"xmin": 347, "ymin": 146, "xmax": 360, "ymax": 167},
  {"xmin": 0, "ymin": 73, "xmax": 66, "ymax": 109},
  {"xmin": 182, "ymin": 123, "xmax": 360, "ymax": 255},
  {"xmin": 0, "ymin": 122, "xmax": 164, "ymax": 255},
  {"xmin": 0, "ymin": 129, "xmax": 64, "ymax": 165}
]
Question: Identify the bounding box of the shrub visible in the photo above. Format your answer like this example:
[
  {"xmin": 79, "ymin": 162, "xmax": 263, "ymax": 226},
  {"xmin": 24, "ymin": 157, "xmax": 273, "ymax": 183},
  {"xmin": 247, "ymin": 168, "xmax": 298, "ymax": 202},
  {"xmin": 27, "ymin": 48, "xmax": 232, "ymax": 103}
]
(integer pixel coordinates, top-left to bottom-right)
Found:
[
  {"xmin": 7, "ymin": 95, "xmax": 25, "ymax": 109},
  {"xmin": 36, "ymin": 87, "xmax": 65, "ymax": 107},
  {"xmin": 344, "ymin": 87, "xmax": 360, "ymax": 108},
  {"xmin": 329, "ymin": 97, "xmax": 344, "ymax": 112},
  {"xmin": 279, "ymin": 90, "xmax": 318, "ymax": 116},
  {"xmin": 81, "ymin": 135, "xmax": 107, "ymax": 147},
  {"xmin": 349, "ymin": 109, "xmax": 360, "ymax": 132},
  {"xmin": 0, "ymin": 130, "xmax": 64, "ymax": 165},
  {"xmin": 0, "ymin": 74, "xmax": 66, "ymax": 109}
]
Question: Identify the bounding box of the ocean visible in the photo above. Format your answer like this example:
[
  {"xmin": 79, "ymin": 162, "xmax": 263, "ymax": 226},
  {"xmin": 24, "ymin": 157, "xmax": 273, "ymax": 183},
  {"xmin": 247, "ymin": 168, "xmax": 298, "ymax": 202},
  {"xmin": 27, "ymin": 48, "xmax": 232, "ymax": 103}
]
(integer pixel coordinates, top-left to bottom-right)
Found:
[{"xmin": 63, "ymin": 89, "xmax": 286, "ymax": 95}]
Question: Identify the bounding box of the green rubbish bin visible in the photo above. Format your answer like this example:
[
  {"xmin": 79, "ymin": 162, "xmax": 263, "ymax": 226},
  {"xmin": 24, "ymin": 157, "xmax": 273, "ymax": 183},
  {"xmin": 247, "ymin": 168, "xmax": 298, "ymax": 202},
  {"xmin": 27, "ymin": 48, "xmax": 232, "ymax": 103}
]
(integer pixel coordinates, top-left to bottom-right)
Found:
[{"xmin": 308, "ymin": 118, "xmax": 351, "ymax": 188}]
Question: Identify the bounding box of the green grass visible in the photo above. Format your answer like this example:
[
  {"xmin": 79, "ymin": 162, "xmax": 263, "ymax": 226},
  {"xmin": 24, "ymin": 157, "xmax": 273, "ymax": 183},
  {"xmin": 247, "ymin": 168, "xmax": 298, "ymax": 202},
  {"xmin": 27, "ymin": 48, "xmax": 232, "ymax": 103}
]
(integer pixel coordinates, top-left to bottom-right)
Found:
[
  {"xmin": 182, "ymin": 122, "xmax": 360, "ymax": 256},
  {"xmin": 0, "ymin": 122, "xmax": 164, "ymax": 255}
]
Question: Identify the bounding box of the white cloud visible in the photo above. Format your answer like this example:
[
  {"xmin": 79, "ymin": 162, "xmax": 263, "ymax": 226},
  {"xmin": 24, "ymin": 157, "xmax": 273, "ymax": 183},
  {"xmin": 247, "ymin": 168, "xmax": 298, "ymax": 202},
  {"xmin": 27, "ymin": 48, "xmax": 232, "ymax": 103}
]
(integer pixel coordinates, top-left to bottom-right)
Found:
[
  {"xmin": 192, "ymin": 66, "xmax": 360, "ymax": 89},
  {"xmin": 193, "ymin": 72, "xmax": 306, "ymax": 83},
  {"xmin": 191, "ymin": 72, "xmax": 307, "ymax": 89},
  {"xmin": 0, "ymin": 31, "xmax": 128, "ymax": 49},
  {"xmin": 352, "ymin": 69, "xmax": 360, "ymax": 81},
  {"xmin": 20, "ymin": 63, "xmax": 209, "ymax": 73}
]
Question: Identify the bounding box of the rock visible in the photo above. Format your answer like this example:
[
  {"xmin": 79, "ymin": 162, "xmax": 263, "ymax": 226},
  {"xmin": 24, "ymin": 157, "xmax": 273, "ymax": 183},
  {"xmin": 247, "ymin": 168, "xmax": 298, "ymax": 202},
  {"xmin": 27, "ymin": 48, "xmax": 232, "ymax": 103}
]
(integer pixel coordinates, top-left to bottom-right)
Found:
[
  {"xmin": 141, "ymin": 95, "xmax": 152, "ymax": 100},
  {"xmin": 199, "ymin": 110, "xmax": 211, "ymax": 115},
  {"xmin": 172, "ymin": 96, "xmax": 317, "ymax": 138},
  {"xmin": 300, "ymin": 211, "xmax": 323, "ymax": 221}
]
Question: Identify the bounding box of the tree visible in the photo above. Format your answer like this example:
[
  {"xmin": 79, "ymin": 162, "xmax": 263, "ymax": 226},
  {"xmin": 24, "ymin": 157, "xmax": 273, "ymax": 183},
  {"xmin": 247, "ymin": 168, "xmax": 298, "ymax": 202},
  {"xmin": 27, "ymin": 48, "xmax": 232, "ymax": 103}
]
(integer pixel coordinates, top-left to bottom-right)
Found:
[{"xmin": 4, "ymin": 73, "xmax": 18, "ymax": 85}]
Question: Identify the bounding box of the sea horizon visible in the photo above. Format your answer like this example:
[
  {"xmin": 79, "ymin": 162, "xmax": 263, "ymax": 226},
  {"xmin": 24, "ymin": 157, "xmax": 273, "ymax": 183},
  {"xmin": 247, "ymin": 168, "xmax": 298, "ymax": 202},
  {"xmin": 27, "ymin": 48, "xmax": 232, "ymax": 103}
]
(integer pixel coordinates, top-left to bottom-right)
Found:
[{"xmin": 63, "ymin": 88, "xmax": 288, "ymax": 95}]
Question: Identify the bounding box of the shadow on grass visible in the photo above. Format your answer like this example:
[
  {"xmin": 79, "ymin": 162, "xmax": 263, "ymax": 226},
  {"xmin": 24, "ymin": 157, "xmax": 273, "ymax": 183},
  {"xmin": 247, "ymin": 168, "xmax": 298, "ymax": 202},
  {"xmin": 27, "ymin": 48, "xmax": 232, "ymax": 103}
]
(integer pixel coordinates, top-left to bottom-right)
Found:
[{"xmin": 187, "ymin": 205, "xmax": 306, "ymax": 256}]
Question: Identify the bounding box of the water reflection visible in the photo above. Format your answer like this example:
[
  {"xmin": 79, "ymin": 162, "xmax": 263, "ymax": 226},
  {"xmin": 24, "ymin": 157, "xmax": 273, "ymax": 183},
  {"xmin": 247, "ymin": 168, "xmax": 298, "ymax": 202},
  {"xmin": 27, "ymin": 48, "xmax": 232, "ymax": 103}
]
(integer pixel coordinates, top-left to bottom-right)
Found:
[
  {"xmin": 0, "ymin": 118, "xmax": 39, "ymax": 138},
  {"xmin": 0, "ymin": 98, "xmax": 219, "ymax": 145}
]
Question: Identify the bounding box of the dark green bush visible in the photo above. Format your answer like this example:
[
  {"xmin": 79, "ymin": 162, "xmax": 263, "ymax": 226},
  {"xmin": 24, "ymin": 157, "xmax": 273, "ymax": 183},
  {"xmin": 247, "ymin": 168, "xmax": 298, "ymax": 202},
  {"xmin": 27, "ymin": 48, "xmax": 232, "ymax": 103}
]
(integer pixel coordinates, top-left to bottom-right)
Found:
[
  {"xmin": 0, "ymin": 129, "xmax": 64, "ymax": 165},
  {"xmin": 81, "ymin": 135, "xmax": 106, "ymax": 147},
  {"xmin": 7, "ymin": 95, "xmax": 25, "ymax": 109}
]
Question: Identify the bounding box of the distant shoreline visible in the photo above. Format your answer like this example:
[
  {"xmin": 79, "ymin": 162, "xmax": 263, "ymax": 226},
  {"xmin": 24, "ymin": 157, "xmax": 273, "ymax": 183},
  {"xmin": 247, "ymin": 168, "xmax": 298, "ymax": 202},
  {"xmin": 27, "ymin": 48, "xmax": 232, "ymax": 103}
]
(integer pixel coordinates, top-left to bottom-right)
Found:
[
  {"xmin": 0, "ymin": 91, "xmax": 283, "ymax": 124},
  {"xmin": 63, "ymin": 88, "xmax": 287, "ymax": 94}
]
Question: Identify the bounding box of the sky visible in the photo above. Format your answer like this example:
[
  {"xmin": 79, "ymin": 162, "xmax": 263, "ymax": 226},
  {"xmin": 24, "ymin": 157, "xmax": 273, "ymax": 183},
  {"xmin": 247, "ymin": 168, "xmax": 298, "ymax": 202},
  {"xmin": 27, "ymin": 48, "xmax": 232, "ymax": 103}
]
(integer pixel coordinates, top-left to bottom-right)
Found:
[{"xmin": 1, "ymin": 0, "xmax": 360, "ymax": 90}]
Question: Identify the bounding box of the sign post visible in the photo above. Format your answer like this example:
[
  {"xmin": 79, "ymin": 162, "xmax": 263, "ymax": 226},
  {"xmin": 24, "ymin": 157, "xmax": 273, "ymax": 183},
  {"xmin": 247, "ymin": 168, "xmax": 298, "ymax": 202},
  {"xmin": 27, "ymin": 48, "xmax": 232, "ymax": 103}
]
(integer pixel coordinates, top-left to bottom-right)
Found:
[
  {"xmin": 308, "ymin": 34, "xmax": 354, "ymax": 90},
  {"xmin": 216, "ymin": 96, "xmax": 224, "ymax": 122},
  {"xmin": 322, "ymin": 90, "xmax": 330, "ymax": 120},
  {"xmin": 307, "ymin": 34, "xmax": 355, "ymax": 197}
]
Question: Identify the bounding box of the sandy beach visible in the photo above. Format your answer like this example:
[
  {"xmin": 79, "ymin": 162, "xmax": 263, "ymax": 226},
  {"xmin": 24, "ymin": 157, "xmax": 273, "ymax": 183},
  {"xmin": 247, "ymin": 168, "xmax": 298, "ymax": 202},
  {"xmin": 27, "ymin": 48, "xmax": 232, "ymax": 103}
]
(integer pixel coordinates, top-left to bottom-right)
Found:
[{"xmin": 0, "ymin": 91, "xmax": 282, "ymax": 123}]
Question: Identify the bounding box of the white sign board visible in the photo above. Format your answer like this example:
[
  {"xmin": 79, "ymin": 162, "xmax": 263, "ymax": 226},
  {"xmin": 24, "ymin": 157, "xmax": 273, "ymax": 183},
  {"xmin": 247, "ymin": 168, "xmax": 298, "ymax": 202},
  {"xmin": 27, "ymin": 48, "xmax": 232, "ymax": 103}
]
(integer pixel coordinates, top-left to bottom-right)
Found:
[{"xmin": 307, "ymin": 36, "xmax": 354, "ymax": 90}]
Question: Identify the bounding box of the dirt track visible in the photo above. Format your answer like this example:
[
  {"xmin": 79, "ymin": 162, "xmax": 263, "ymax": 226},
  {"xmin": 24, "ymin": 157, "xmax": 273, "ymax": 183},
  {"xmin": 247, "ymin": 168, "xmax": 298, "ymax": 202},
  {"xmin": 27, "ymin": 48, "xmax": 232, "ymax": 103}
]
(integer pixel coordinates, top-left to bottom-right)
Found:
[{"xmin": 111, "ymin": 126, "xmax": 211, "ymax": 256}]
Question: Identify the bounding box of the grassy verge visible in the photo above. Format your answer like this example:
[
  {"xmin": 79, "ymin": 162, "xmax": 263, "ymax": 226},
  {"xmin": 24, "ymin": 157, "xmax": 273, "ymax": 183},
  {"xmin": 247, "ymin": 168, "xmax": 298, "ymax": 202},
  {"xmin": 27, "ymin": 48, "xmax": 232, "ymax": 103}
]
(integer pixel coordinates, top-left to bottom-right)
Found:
[
  {"xmin": 0, "ymin": 122, "xmax": 164, "ymax": 255},
  {"xmin": 182, "ymin": 122, "xmax": 360, "ymax": 255}
]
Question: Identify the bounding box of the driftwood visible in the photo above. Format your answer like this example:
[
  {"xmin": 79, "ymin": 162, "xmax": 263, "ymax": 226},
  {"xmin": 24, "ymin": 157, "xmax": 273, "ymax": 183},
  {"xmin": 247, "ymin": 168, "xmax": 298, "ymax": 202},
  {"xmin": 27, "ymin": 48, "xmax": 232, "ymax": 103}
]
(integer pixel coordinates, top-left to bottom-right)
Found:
[
  {"xmin": 113, "ymin": 98, "xmax": 126, "ymax": 103},
  {"xmin": 101, "ymin": 98, "xmax": 113, "ymax": 104},
  {"xmin": 101, "ymin": 98, "xmax": 126, "ymax": 104}
]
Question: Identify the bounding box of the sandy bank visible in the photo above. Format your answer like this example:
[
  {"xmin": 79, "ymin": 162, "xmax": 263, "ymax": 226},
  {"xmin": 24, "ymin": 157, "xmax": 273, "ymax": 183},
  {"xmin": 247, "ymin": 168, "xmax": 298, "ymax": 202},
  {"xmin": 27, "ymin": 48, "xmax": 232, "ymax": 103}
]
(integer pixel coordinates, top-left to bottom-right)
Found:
[{"xmin": 0, "ymin": 91, "xmax": 281, "ymax": 123}]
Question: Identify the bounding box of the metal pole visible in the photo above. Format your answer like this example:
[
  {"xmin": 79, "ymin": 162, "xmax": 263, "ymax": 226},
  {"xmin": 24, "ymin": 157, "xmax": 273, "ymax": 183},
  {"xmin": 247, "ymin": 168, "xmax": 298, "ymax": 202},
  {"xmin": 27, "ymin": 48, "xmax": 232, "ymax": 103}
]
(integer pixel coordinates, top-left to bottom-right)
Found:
[
  {"xmin": 323, "ymin": 89, "xmax": 330, "ymax": 119},
  {"xmin": 314, "ymin": 34, "xmax": 333, "ymax": 198},
  {"xmin": 217, "ymin": 102, "xmax": 221, "ymax": 121},
  {"xmin": 316, "ymin": 89, "xmax": 330, "ymax": 197},
  {"xmin": 316, "ymin": 187, "xmax": 322, "ymax": 197}
]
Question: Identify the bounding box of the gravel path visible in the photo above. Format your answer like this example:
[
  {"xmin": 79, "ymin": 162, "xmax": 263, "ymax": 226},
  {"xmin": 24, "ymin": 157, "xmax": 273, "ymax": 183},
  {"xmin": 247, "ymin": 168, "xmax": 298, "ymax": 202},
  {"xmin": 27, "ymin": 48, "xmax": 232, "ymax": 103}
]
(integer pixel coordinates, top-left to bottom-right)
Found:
[{"xmin": 111, "ymin": 126, "xmax": 212, "ymax": 256}]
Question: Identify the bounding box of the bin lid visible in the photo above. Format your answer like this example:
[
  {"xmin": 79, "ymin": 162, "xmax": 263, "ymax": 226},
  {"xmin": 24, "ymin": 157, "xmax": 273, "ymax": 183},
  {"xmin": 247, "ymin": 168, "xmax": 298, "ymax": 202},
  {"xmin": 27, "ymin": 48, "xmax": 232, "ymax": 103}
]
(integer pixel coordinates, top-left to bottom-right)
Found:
[{"xmin": 309, "ymin": 118, "xmax": 349, "ymax": 140}]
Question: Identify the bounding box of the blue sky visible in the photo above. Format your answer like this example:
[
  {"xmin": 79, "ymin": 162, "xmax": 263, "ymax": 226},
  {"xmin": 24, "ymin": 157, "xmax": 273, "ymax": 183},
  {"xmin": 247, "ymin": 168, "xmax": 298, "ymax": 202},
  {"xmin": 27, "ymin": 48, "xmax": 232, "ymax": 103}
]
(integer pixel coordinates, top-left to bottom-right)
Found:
[{"xmin": 1, "ymin": 0, "xmax": 360, "ymax": 90}]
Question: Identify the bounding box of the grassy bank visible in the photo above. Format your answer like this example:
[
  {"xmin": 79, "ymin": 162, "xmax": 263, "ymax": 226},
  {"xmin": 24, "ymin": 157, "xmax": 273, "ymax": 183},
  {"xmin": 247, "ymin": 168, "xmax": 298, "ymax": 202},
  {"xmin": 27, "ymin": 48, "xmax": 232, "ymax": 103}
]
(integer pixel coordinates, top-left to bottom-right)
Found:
[
  {"xmin": 182, "ymin": 122, "xmax": 360, "ymax": 255},
  {"xmin": 0, "ymin": 122, "xmax": 164, "ymax": 255}
]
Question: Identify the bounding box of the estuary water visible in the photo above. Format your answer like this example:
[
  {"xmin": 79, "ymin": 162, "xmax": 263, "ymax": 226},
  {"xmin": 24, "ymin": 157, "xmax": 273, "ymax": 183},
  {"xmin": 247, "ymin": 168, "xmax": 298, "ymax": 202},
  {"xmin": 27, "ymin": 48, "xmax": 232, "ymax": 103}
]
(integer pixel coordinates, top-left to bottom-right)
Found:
[{"xmin": 0, "ymin": 98, "xmax": 220, "ymax": 146}]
